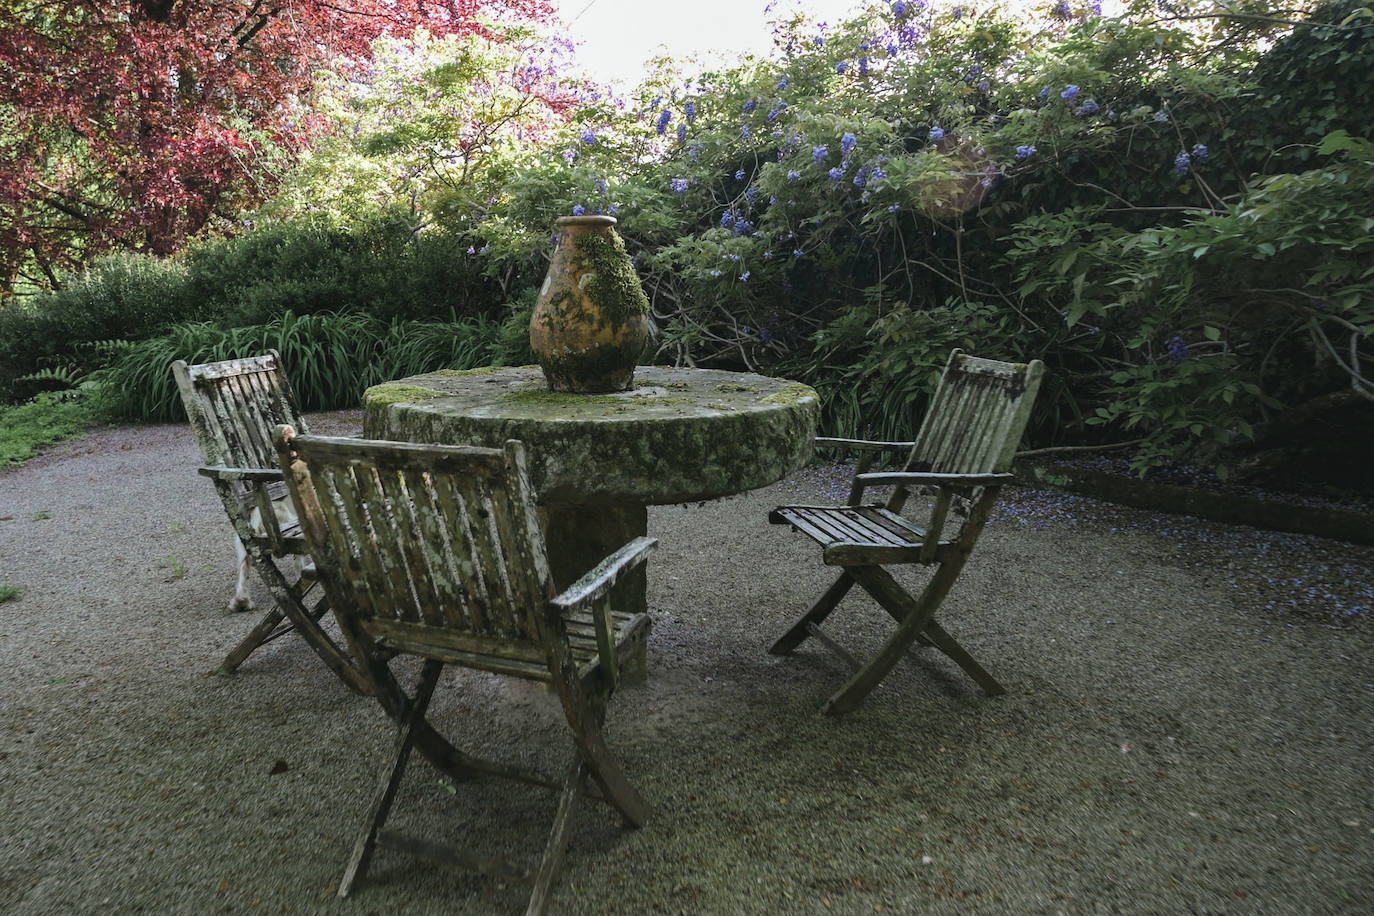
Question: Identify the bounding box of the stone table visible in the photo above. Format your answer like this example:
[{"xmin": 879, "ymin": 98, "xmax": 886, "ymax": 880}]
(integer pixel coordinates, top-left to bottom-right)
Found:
[{"xmin": 362, "ymin": 365, "xmax": 819, "ymax": 613}]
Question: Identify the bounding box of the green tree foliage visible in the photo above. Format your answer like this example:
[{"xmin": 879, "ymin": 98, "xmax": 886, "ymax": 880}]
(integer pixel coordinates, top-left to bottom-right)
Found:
[{"xmin": 5, "ymin": 0, "xmax": 1371, "ymax": 481}]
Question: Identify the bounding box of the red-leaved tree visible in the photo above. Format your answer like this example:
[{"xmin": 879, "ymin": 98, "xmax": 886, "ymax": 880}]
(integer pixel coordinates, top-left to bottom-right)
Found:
[{"xmin": 0, "ymin": 0, "xmax": 554, "ymax": 294}]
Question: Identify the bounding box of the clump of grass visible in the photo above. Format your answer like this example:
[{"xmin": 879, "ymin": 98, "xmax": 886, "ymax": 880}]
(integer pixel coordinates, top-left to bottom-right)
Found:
[
  {"xmin": 0, "ymin": 583, "xmax": 21, "ymax": 604},
  {"xmin": 0, "ymin": 391, "xmax": 95, "ymax": 468}
]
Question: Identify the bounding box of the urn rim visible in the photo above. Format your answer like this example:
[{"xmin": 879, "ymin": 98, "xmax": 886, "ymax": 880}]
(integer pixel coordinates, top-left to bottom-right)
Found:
[{"xmin": 555, "ymin": 215, "xmax": 617, "ymax": 229}]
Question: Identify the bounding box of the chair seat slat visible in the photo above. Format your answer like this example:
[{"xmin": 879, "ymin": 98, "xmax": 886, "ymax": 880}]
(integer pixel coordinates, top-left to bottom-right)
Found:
[{"xmin": 772, "ymin": 506, "xmax": 927, "ymax": 550}]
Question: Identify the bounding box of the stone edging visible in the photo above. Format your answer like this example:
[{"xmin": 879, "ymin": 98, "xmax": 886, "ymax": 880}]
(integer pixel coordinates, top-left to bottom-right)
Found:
[{"xmin": 1015, "ymin": 459, "xmax": 1374, "ymax": 546}]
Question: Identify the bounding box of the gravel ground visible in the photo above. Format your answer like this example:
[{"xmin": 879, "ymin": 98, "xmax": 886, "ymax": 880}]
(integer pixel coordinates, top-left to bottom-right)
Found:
[{"xmin": 2, "ymin": 412, "xmax": 1372, "ymax": 915}]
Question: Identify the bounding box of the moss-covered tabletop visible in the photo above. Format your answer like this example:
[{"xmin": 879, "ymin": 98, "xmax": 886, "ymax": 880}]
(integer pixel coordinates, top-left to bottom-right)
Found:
[{"xmin": 363, "ymin": 365, "xmax": 819, "ymax": 611}]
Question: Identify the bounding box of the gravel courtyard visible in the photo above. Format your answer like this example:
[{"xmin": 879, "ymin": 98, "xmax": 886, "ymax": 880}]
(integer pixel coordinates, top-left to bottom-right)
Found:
[{"xmin": 2, "ymin": 412, "xmax": 1371, "ymax": 914}]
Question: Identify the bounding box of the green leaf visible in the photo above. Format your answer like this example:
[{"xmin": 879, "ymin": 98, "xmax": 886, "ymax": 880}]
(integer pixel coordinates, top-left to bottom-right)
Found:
[{"xmin": 1203, "ymin": 325, "xmax": 1221, "ymax": 340}]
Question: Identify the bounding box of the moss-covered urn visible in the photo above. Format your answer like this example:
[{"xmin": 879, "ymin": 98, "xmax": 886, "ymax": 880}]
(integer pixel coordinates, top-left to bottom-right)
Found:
[{"xmin": 530, "ymin": 215, "xmax": 650, "ymax": 392}]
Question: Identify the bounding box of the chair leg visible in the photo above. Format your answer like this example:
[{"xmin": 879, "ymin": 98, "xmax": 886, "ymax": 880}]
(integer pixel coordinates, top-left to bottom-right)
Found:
[
  {"xmin": 554, "ymin": 681, "xmax": 647, "ymax": 828},
  {"xmin": 339, "ymin": 659, "xmax": 443, "ymax": 897},
  {"xmin": 525, "ymin": 757, "xmax": 588, "ymax": 916},
  {"xmin": 920, "ymin": 621, "xmax": 1006, "ymax": 696},
  {"xmin": 214, "ymin": 605, "xmax": 287, "ymax": 677},
  {"xmin": 768, "ymin": 571, "xmax": 855, "ymax": 655},
  {"xmin": 250, "ymin": 551, "xmax": 372, "ymax": 695},
  {"xmin": 821, "ymin": 562, "xmax": 964, "ymax": 716}
]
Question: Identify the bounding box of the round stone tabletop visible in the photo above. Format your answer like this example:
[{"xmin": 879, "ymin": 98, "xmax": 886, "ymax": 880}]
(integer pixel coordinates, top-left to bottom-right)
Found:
[{"xmin": 363, "ymin": 366, "xmax": 819, "ymax": 507}]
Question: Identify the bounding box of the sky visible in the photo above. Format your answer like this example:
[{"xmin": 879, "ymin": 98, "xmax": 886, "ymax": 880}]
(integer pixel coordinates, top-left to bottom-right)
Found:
[{"xmin": 555, "ymin": 0, "xmax": 864, "ymax": 88}]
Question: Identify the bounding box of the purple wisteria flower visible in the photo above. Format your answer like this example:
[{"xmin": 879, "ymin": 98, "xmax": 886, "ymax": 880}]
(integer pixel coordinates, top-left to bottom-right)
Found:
[
  {"xmin": 1054, "ymin": 0, "xmax": 1071, "ymax": 18},
  {"xmin": 739, "ymin": 271, "xmax": 750, "ymax": 281},
  {"xmin": 743, "ymin": 98, "xmax": 758, "ymax": 112},
  {"xmin": 1167, "ymin": 336, "xmax": 1189, "ymax": 364},
  {"xmin": 859, "ymin": 56, "xmax": 870, "ymax": 75},
  {"xmin": 684, "ymin": 101, "xmax": 697, "ymax": 124},
  {"xmin": 793, "ymin": 248, "xmax": 804, "ymax": 258},
  {"xmin": 1016, "ymin": 144, "xmax": 1037, "ymax": 159},
  {"xmin": 721, "ymin": 211, "xmax": 735, "ymax": 229},
  {"xmin": 1174, "ymin": 151, "xmax": 1191, "ymax": 175},
  {"xmin": 562, "ymin": 149, "xmax": 576, "ymax": 164},
  {"xmin": 1192, "ymin": 143, "xmax": 1209, "ymax": 161},
  {"xmin": 893, "ymin": 0, "xmax": 908, "ymax": 15},
  {"xmin": 836, "ymin": 61, "xmax": 848, "ymax": 74},
  {"xmin": 677, "ymin": 123, "xmax": 687, "ymax": 143},
  {"xmin": 1061, "ymin": 85, "xmax": 1079, "ymax": 101},
  {"xmin": 670, "ymin": 177, "xmax": 689, "ymax": 193},
  {"xmin": 742, "ymin": 124, "xmax": 751, "ymax": 139},
  {"xmin": 580, "ymin": 128, "xmax": 596, "ymax": 145},
  {"xmin": 787, "ymin": 169, "xmax": 801, "ymax": 183},
  {"xmin": 841, "ymin": 132, "xmax": 857, "ymax": 155},
  {"xmin": 571, "ymin": 204, "xmax": 586, "ymax": 216},
  {"xmin": 466, "ymin": 246, "xmax": 476, "ymax": 255},
  {"xmin": 735, "ymin": 169, "xmax": 745, "ymax": 181},
  {"xmin": 776, "ymin": 77, "xmax": 789, "ymax": 90},
  {"xmin": 1039, "ymin": 86, "xmax": 1049, "ymax": 102},
  {"xmin": 828, "ymin": 166, "xmax": 845, "ymax": 182},
  {"xmin": 929, "ymin": 126, "xmax": 945, "ymax": 141},
  {"xmin": 1154, "ymin": 109, "xmax": 1170, "ymax": 123},
  {"xmin": 596, "ymin": 178, "xmax": 608, "ymax": 195},
  {"xmin": 656, "ymin": 109, "xmax": 672, "ymax": 135},
  {"xmin": 710, "ymin": 269, "xmax": 722, "ymax": 277},
  {"xmin": 813, "ymin": 145, "xmax": 828, "ymax": 165},
  {"xmin": 1077, "ymin": 98, "xmax": 1100, "ymax": 116}
]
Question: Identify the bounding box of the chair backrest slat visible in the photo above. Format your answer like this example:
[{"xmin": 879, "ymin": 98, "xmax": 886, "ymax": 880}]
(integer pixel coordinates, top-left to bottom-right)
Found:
[
  {"xmin": 427, "ymin": 471, "xmax": 489, "ymax": 632},
  {"xmin": 173, "ymin": 350, "xmax": 306, "ymax": 477},
  {"xmin": 278, "ymin": 431, "xmax": 553, "ymax": 657},
  {"xmin": 905, "ymin": 349, "xmax": 1045, "ymax": 476}
]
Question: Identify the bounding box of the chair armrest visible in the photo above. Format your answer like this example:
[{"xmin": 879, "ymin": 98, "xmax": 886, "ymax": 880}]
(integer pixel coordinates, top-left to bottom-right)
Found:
[
  {"xmin": 854, "ymin": 471, "xmax": 1015, "ymax": 489},
  {"xmin": 551, "ymin": 536, "xmax": 657, "ymax": 688},
  {"xmin": 815, "ymin": 439, "xmax": 917, "ymax": 506},
  {"xmin": 814, "ymin": 437, "xmax": 916, "ymax": 452},
  {"xmin": 197, "ymin": 465, "xmax": 284, "ymax": 483},
  {"xmin": 549, "ymin": 536, "xmax": 658, "ymax": 615}
]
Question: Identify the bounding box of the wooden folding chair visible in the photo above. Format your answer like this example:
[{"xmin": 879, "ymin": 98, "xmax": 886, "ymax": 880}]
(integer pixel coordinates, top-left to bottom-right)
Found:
[
  {"xmin": 172, "ymin": 351, "xmax": 370, "ymax": 694},
  {"xmin": 273, "ymin": 426, "xmax": 655, "ymax": 915},
  {"xmin": 768, "ymin": 349, "xmax": 1045, "ymax": 715}
]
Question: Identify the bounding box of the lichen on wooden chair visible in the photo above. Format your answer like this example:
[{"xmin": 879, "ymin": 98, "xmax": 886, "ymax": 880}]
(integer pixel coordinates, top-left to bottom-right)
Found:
[
  {"xmin": 171, "ymin": 351, "xmax": 369, "ymax": 694},
  {"xmin": 273, "ymin": 426, "xmax": 655, "ymax": 915},
  {"xmin": 769, "ymin": 349, "xmax": 1045, "ymax": 715}
]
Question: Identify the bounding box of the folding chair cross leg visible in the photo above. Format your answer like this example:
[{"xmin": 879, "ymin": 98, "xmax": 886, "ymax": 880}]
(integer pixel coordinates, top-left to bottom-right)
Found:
[{"xmin": 769, "ymin": 350, "xmax": 1044, "ymax": 714}]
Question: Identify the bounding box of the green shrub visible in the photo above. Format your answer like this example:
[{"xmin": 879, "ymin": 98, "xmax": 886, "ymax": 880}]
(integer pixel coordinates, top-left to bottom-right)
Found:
[
  {"xmin": 0, "ymin": 253, "xmax": 198, "ymax": 399},
  {"xmin": 183, "ymin": 217, "xmax": 504, "ymax": 326}
]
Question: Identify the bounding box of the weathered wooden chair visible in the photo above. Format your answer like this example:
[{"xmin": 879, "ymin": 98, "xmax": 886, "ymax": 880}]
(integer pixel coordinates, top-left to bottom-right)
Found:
[
  {"xmin": 768, "ymin": 349, "xmax": 1045, "ymax": 715},
  {"xmin": 272, "ymin": 425, "xmax": 655, "ymax": 915},
  {"xmin": 172, "ymin": 351, "xmax": 369, "ymax": 694}
]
